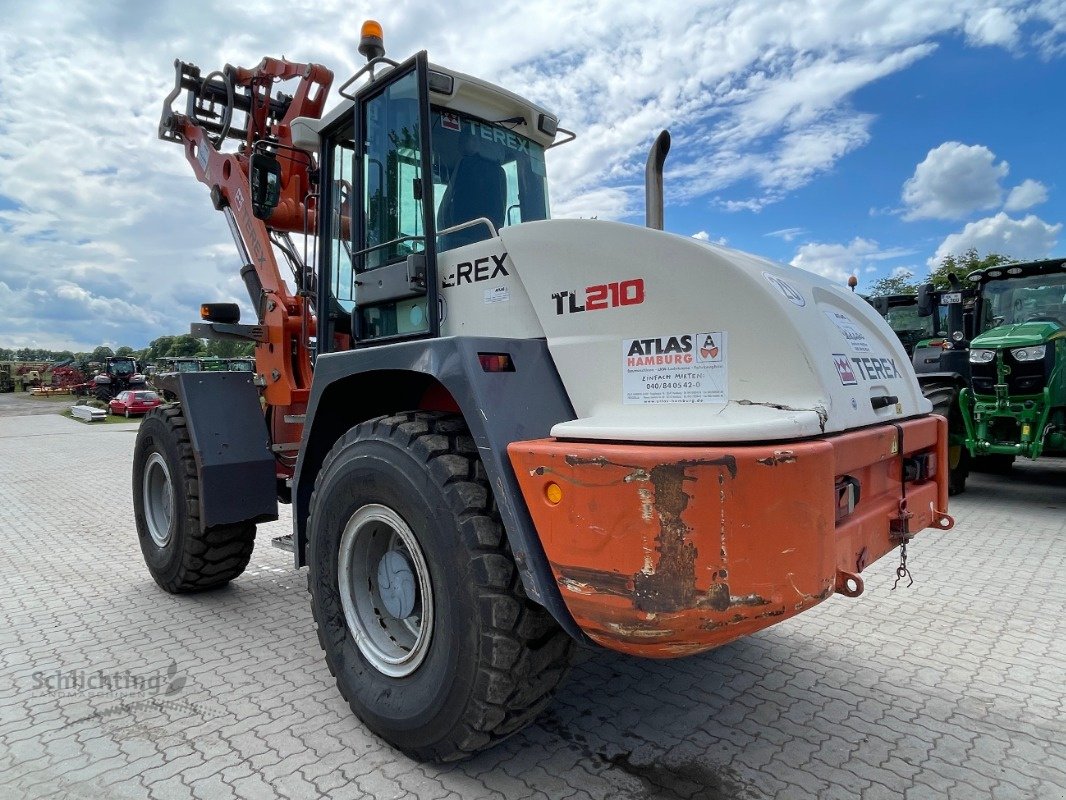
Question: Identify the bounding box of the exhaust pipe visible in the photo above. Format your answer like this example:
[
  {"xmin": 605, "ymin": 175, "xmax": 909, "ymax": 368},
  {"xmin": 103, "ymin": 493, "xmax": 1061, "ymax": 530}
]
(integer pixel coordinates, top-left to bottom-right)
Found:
[{"xmin": 645, "ymin": 129, "xmax": 670, "ymax": 230}]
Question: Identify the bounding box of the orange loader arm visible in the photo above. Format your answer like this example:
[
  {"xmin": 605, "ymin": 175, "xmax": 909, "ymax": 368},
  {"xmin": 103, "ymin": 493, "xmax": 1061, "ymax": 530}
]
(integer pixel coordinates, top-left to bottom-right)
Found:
[{"xmin": 158, "ymin": 57, "xmax": 334, "ymax": 413}]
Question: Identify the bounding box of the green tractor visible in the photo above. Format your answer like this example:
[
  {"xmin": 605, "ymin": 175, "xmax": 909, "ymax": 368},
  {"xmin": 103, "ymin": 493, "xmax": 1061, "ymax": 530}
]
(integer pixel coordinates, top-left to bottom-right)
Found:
[
  {"xmin": 868, "ymin": 278, "xmax": 976, "ymax": 494},
  {"xmin": 960, "ymin": 258, "xmax": 1066, "ymax": 468}
]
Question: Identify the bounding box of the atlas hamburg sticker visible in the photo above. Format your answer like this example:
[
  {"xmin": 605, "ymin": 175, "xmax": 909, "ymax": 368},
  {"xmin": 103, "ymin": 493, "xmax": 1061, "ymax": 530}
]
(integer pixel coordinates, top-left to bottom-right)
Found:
[
  {"xmin": 833, "ymin": 354, "xmax": 858, "ymax": 386},
  {"xmin": 622, "ymin": 332, "xmax": 727, "ymax": 405}
]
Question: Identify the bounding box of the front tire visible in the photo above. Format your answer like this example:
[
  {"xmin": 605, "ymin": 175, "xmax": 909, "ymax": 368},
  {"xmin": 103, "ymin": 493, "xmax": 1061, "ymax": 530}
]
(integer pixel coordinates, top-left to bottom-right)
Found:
[
  {"xmin": 924, "ymin": 383, "xmax": 968, "ymax": 495},
  {"xmin": 307, "ymin": 412, "xmax": 573, "ymax": 762},
  {"xmin": 133, "ymin": 406, "xmax": 257, "ymax": 592}
]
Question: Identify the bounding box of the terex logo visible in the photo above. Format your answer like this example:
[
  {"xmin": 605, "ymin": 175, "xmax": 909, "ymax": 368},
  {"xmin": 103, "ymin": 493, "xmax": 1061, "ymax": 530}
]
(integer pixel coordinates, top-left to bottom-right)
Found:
[
  {"xmin": 553, "ymin": 278, "xmax": 645, "ymax": 315},
  {"xmin": 626, "ymin": 335, "xmax": 694, "ymax": 366},
  {"xmin": 441, "ymin": 253, "xmax": 509, "ymax": 288}
]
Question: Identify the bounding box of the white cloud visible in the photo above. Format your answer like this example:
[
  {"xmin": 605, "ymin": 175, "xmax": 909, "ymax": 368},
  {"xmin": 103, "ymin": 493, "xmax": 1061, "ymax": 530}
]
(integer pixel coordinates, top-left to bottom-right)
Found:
[
  {"xmin": 766, "ymin": 227, "xmax": 806, "ymax": 242},
  {"xmin": 1004, "ymin": 179, "xmax": 1049, "ymax": 212},
  {"xmin": 965, "ymin": 7, "xmax": 1021, "ymax": 48},
  {"xmin": 929, "ymin": 213, "xmax": 1062, "ymax": 267},
  {"xmin": 0, "ymin": 1, "xmax": 1063, "ymax": 348},
  {"xmin": 790, "ymin": 238, "xmax": 919, "ymax": 285},
  {"xmin": 790, "ymin": 237, "xmax": 879, "ymax": 284},
  {"xmin": 901, "ymin": 142, "xmax": 1008, "ymax": 220},
  {"xmin": 691, "ymin": 231, "xmax": 727, "ymax": 245}
]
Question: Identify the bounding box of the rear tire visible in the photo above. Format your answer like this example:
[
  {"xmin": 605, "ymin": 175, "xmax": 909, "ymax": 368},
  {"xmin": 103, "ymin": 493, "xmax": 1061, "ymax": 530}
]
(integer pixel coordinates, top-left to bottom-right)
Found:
[
  {"xmin": 133, "ymin": 406, "xmax": 257, "ymax": 592},
  {"xmin": 924, "ymin": 383, "xmax": 968, "ymax": 495},
  {"xmin": 307, "ymin": 411, "xmax": 573, "ymax": 762}
]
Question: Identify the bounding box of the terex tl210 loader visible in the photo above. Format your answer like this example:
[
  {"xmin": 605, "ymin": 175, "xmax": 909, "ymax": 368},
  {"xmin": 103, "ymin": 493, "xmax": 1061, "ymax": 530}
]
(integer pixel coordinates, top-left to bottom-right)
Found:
[{"xmin": 136, "ymin": 22, "xmax": 953, "ymax": 761}]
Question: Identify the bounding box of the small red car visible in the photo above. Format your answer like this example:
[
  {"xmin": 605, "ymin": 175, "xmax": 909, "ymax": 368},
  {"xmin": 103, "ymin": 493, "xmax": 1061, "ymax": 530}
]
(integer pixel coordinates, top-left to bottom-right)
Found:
[{"xmin": 109, "ymin": 390, "xmax": 163, "ymax": 418}]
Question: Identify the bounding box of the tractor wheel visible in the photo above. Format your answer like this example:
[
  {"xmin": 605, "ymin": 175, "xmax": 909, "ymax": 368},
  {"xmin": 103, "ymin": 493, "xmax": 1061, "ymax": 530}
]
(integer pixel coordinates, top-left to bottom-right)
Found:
[
  {"xmin": 307, "ymin": 412, "xmax": 573, "ymax": 762},
  {"xmin": 133, "ymin": 406, "xmax": 257, "ymax": 592},
  {"xmin": 924, "ymin": 384, "xmax": 968, "ymax": 495}
]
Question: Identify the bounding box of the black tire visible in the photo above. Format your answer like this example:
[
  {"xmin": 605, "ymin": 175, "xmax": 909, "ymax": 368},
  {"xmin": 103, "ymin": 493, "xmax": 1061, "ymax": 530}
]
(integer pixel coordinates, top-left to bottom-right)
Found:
[
  {"xmin": 133, "ymin": 406, "xmax": 257, "ymax": 593},
  {"xmin": 307, "ymin": 412, "xmax": 573, "ymax": 762},
  {"xmin": 924, "ymin": 383, "xmax": 968, "ymax": 495}
]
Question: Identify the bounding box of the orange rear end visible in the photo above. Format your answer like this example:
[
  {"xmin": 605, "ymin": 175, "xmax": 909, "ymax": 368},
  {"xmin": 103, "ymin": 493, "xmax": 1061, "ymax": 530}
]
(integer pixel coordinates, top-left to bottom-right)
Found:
[{"xmin": 508, "ymin": 415, "xmax": 953, "ymax": 657}]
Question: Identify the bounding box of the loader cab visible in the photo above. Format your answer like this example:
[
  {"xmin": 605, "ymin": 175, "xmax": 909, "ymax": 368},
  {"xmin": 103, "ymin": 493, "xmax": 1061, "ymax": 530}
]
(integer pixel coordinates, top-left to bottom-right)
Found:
[{"xmin": 309, "ymin": 52, "xmax": 558, "ymax": 352}]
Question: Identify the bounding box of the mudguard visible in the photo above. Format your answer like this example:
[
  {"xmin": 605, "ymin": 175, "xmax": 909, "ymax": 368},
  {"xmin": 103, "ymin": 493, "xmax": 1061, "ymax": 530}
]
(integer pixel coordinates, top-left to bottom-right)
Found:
[
  {"xmin": 162, "ymin": 371, "xmax": 278, "ymax": 530},
  {"xmin": 293, "ymin": 336, "xmax": 588, "ymax": 643}
]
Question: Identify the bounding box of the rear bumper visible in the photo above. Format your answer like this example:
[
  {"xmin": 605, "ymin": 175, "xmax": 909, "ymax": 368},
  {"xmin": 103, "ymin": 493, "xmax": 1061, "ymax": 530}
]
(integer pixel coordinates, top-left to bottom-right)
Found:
[{"xmin": 507, "ymin": 415, "xmax": 952, "ymax": 658}]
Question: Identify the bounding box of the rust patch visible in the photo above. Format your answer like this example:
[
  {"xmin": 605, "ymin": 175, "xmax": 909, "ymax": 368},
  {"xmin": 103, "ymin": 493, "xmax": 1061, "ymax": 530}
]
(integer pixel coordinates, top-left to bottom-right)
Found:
[
  {"xmin": 554, "ymin": 564, "xmax": 632, "ymax": 599},
  {"xmin": 632, "ymin": 463, "xmax": 698, "ymax": 613},
  {"xmin": 700, "ymin": 582, "xmax": 730, "ymax": 612},
  {"xmin": 756, "ymin": 450, "xmax": 797, "ymax": 466},
  {"xmin": 564, "ymin": 453, "xmax": 738, "ymax": 480}
]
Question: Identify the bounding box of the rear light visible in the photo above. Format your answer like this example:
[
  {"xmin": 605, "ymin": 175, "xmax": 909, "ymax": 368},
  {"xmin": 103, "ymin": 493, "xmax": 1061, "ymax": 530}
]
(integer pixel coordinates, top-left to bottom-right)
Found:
[
  {"xmin": 902, "ymin": 452, "xmax": 936, "ymax": 483},
  {"xmin": 834, "ymin": 475, "xmax": 860, "ymax": 523},
  {"xmin": 477, "ymin": 353, "xmax": 515, "ymax": 372}
]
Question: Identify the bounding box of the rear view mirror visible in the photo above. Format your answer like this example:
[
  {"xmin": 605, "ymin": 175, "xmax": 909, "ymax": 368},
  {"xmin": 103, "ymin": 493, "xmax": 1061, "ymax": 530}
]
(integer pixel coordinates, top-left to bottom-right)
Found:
[
  {"xmin": 250, "ymin": 151, "xmax": 282, "ymax": 219},
  {"xmin": 916, "ymin": 283, "xmax": 934, "ymax": 317}
]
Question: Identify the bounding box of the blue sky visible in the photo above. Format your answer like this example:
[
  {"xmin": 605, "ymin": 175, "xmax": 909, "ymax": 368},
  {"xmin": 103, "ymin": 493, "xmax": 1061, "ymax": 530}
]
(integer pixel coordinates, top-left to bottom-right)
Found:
[
  {"xmin": 0, "ymin": 1, "xmax": 1063, "ymax": 350},
  {"xmin": 683, "ymin": 32, "xmax": 1064, "ymax": 278}
]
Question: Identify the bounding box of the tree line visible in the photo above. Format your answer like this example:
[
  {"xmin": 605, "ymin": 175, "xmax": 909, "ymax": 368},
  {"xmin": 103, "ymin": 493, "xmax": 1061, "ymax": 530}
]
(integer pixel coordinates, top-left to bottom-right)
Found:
[
  {"xmin": 865, "ymin": 249, "xmax": 1014, "ymax": 297},
  {"xmin": 0, "ymin": 335, "xmax": 254, "ymax": 365}
]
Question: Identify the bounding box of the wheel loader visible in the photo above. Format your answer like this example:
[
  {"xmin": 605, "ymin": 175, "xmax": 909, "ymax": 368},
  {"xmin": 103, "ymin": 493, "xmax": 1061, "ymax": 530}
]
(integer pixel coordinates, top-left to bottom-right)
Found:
[{"xmin": 135, "ymin": 21, "xmax": 953, "ymax": 761}]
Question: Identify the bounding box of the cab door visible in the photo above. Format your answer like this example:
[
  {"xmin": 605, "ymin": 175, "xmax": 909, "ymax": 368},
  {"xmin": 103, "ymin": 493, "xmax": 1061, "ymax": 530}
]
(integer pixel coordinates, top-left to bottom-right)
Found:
[{"xmin": 349, "ymin": 54, "xmax": 439, "ymax": 344}]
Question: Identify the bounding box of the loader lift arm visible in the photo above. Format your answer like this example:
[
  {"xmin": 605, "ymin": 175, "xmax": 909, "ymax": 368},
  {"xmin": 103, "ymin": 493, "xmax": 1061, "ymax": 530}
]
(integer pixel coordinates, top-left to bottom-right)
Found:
[{"xmin": 158, "ymin": 57, "xmax": 334, "ymax": 422}]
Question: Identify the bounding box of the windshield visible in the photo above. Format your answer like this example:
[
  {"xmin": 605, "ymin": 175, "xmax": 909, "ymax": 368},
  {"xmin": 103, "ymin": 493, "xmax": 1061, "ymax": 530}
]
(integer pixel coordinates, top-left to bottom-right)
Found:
[
  {"xmin": 112, "ymin": 360, "xmax": 134, "ymax": 375},
  {"xmin": 884, "ymin": 305, "xmax": 934, "ymax": 339},
  {"xmin": 981, "ymin": 274, "xmax": 1066, "ymax": 330},
  {"xmin": 430, "ymin": 108, "xmax": 549, "ymax": 250}
]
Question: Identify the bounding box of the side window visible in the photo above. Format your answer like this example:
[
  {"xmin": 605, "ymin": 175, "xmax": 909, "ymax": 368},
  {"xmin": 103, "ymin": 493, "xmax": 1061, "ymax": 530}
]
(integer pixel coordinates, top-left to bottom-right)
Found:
[
  {"xmin": 328, "ymin": 127, "xmax": 356, "ymax": 312},
  {"xmin": 361, "ymin": 72, "xmax": 425, "ymax": 271}
]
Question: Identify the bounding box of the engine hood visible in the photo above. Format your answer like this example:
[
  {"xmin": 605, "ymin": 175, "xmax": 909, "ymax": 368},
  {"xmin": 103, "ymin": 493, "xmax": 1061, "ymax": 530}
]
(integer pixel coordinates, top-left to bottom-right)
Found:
[
  {"xmin": 497, "ymin": 219, "xmax": 931, "ymax": 443},
  {"xmin": 972, "ymin": 321, "xmax": 1062, "ymax": 349}
]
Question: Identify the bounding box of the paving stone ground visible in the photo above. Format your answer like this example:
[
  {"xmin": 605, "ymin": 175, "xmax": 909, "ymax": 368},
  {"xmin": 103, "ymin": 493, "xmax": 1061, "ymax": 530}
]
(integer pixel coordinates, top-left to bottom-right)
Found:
[{"xmin": 0, "ymin": 411, "xmax": 1064, "ymax": 800}]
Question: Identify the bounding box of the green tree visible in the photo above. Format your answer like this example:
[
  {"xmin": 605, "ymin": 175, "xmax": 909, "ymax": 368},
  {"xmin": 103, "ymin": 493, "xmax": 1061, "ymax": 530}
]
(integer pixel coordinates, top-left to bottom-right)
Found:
[
  {"xmin": 204, "ymin": 338, "xmax": 254, "ymax": 358},
  {"xmin": 868, "ymin": 271, "xmax": 918, "ymax": 297},
  {"xmin": 115, "ymin": 346, "xmax": 135, "ymax": 357},
  {"xmin": 167, "ymin": 335, "xmax": 207, "ymax": 357},
  {"xmin": 929, "ymin": 248, "xmax": 1013, "ymax": 289},
  {"xmin": 90, "ymin": 345, "xmax": 115, "ymax": 362}
]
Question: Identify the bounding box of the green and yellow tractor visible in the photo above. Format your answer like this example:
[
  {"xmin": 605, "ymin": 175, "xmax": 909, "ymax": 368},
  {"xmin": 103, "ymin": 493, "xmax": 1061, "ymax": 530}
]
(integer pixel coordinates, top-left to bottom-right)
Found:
[{"xmin": 960, "ymin": 258, "xmax": 1066, "ymax": 468}]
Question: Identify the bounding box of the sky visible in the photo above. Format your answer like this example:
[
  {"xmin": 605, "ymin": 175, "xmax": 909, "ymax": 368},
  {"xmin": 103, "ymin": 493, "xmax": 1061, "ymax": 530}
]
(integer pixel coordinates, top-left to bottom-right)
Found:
[{"xmin": 1, "ymin": 0, "xmax": 1064, "ymax": 351}]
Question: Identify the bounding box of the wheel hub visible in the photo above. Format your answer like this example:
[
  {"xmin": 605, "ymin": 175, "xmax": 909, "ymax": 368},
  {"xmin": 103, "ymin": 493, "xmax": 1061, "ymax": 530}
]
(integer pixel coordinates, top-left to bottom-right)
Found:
[
  {"xmin": 337, "ymin": 504, "xmax": 434, "ymax": 678},
  {"xmin": 143, "ymin": 452, "xmax": 174, "ymax": 548},
  {"xmin": 376, "ymin": 550, "xmax": 417, "ymax": 619}
]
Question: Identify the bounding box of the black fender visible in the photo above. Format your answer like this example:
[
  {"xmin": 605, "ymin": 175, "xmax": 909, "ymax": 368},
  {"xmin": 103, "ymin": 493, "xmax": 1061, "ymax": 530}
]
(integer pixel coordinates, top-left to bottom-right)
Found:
[
  {"xmin": 293, "ymin": 336, "xmax": 591, "ymax": 644},
  {"xmin": 916, "ymin": 371, "xmax": 968, "ymax": 394},
  {"xmin": 160, "ymin": 371, "xmax": 278, "ymax": 530}
]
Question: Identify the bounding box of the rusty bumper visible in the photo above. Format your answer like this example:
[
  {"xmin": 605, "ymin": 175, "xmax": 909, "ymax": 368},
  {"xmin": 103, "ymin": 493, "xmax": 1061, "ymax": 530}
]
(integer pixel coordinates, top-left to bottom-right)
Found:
[{"xmin": 507, "ymin": 415, "xmax": 953, "ymax": 658}]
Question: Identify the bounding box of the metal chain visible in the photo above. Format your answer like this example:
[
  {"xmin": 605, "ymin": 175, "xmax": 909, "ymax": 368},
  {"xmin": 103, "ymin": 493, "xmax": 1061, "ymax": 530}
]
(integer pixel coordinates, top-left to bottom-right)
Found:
[
  {"xmin": 892, "ymin": 539, "xmax": 913, "ymax": 590},
  {"xmin": 891, "ymin": 423, "xmax": 915, "ymax": 590}
]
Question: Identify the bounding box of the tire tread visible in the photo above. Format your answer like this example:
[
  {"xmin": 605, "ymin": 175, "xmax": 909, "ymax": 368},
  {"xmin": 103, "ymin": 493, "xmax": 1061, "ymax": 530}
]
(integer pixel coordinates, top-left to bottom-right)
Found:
[{"xmin": 307, "ymin": 411, "xmax": 573, "ymax": 762}]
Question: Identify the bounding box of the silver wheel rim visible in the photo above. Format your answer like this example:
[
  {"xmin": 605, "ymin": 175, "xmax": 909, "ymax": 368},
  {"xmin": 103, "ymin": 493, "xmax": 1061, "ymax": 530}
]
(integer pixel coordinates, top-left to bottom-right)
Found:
[
  {"xmin": 337, "ymin": 504, "xmax": 434, "ymax": 678},
  {"xmin": 143, "ymin": 452, "xmax": 174, "ymax": 547}
]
